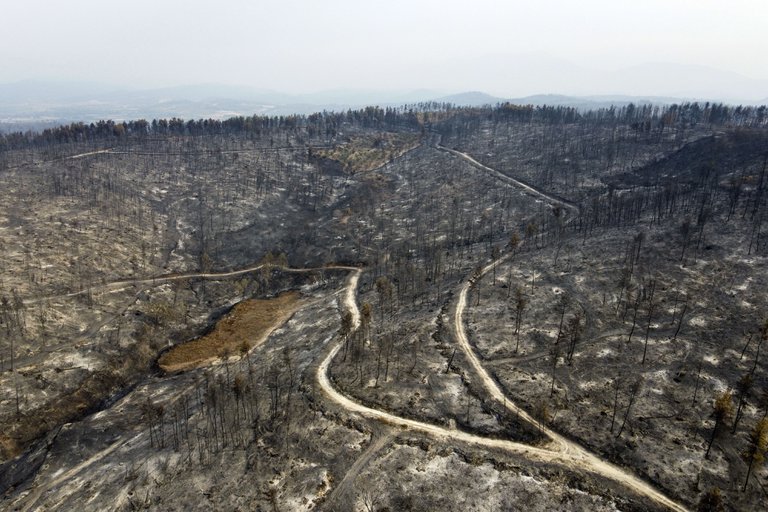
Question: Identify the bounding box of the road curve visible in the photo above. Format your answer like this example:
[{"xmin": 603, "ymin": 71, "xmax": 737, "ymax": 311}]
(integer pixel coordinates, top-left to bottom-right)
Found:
[
  {"xmin": 19, "ymin": 142, "xmax": 686, "ymax": 510},
  {"xmin": 316, "ymin": 145, "xmax": 687, "ymax": 510},
  {"xmin": 318, "ymin": 271, "xmax": 574, "ymax": 461},
  {"xmin": 317, "ymin": 268, "xmax": 687, "ymax": 511},
  {"xmin": 454, "ymin": 259, "xmax": 687, "ymax": 511},
  {"xmin": 14, "ymin": 264, "xmax": 360, "ymax": 369},
  {"xmin": 443, "ymin": 146, "xmax": 685, "ymax": 511},
  {"xmin": 23, "ymin": 264, "xmax": 361, "ymax": 305}
]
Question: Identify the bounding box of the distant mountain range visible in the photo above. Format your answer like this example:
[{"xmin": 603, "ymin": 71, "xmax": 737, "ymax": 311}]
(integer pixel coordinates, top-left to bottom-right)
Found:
[
  {"xmin": 0, "ymin": 82, "xmax": 451, "ymax": 129},
  {"xmin": 414, "ymin": 55, "xmax": 768, "ymax": 104},
  {"xmin": 1, "ymin": 71, "xmax": 766, "ymax": 132},
  {"xmin": 431, "ymin": 92, "xmax": 703, "ymax": 110}
]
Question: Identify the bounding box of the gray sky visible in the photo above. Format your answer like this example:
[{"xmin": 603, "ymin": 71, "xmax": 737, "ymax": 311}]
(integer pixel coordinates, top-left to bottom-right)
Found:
[{"xmin": 2, "ymin": 0, "xmax": 767, "ymax": 98}]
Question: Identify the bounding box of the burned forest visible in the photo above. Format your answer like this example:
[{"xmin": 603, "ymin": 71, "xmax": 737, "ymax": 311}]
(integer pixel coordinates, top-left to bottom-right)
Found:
[{"xmin": 0, "ymin": 102, "xmax": 767, "ymax": 511}]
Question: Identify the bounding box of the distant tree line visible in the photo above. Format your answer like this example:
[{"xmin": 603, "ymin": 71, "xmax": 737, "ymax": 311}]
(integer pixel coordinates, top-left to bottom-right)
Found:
[
  {"xmin": 0, "ymin": 106, "xmax": 424, "ymax": 151},
  {"xmin": 437, "ymin": 101, "xmax": 768, "ymax": 133},
  {"xmin": 2, "ymin": 101, "xmax": 765, "ymax": 152}
]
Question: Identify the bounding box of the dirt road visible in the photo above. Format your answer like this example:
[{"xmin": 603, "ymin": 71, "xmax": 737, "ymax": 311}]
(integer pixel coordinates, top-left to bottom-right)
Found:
[
  {"xmin": 317, "ymin": 149, "xmax": 688, "ymax": 510},
  {"xmin": 22, "ymin": 263, "xmax": 360, "ymax": 305},
  {"xmin": 318, "ymin": 264, "xmax": 687, "ymax": 512},
  {"xmin": 13, "ymin": 143, "xmax": 687, "ymax": 509},
  {"xmin": 453, "ymin": 259, "xmax": 687, "ymax": 511},
  {"xmin": 437, "ymin": 144, "xmax": 580, "ymax": 217},
  {"xmin": 13, "ymin": 264, "xmax": 358, "ymax": 370},
  {"xmin": 323, "ymin": 427, "xmax": 395, "ymax": 509}
]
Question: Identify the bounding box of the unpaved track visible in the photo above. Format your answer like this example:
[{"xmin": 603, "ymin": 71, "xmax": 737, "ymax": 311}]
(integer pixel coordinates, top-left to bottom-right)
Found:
[
  {"xmin": 453, "ymin": 261, "xmax": 687, "ymax": 511},
  {"xmin": 318, "ymin": 269, "xmax": 687, "ymax": 511},
  {"xmin": 65, "ymin": 149, "xmax": 113, "ymax": 160},
  {"xmin": 14, "ymin": 143, "xmax": 686, "ymax": 510},
  {"xmin": 15, "ymin": 264, "xmax": 357, "ymax": 370},
  {"xmin": 437, "ymin": 144, "xmax": 580, "ymax": 217},
  {"xmin": 19, "ymin": 432, "xmax": 134, "ymax": 512},
  {"xmin": 15, "ymin": 266, "xmax": 356, "ymax": 511},
  {"xmin": 317, "ymin": 149, "xmax": 688, "ymax": 510},
  {"xmin": 323, "ymin": 427, "xmax": 395, "ymax": 509},
  {"xmin": 22, "ymin": 264, "xmax": 359, "ymax": 305},
  {"xmin": 444, "ymin": 147, "xmax": 686, "ymax": 511}
]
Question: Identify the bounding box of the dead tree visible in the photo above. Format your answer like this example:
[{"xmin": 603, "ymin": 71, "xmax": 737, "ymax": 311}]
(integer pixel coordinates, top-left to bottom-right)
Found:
[
  {"xmin": 513, "ymin": 287, "xmax": 527, "ymax": 353},
  {"xmin": 706, "ymin": 391, "xmax": 733, "ymax": 459},
  {"xmin": 742, "ymin": 418, "xmax": 768, "ymax": 492},
  {"xmin": 641, "ymin": 279, "xmax": 656, "ymax": 365},
  {"xmin": 732, "ymin": 372, "xmax": 755, "ymax": 433},
  {"xmin": 616, "ymin": 378, "xmax": 641, "ymax": 438},
  {"xmin": 564, "ymin": 313, "xmax": 582, "ymax": 365}
]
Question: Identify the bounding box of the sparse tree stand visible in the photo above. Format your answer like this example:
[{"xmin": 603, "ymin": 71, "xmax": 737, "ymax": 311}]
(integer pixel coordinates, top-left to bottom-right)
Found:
[
  {"xmin": 706, "ymin": 391, "xmax": 734, "ymax": 459},
  {"xmin": 1, "ymin": 295, "xmax": 22, "ymax": 419},
  {"xmin": 741, "ymin": 418, "xmax": 768, "ymax": 492}
]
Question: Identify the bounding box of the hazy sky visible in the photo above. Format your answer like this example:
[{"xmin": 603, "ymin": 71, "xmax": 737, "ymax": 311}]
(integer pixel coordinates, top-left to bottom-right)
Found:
[{"xmin": 2, "ymin": 0, "xmax": 767, "ymax": 97}]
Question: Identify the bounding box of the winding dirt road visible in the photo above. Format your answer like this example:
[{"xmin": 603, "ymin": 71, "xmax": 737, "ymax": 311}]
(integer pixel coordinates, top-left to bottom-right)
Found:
[
  {"xmin": 453, "ymin": 258, "xmax": 687, "ymax": 511},
  {"xmin": 22, "ymin": 263, "xmax": 360, "ymax": 305},
  {"xmin": 317, "ymin": 272, "xmax": 573, "ymax": 463},
  {"xmin": 316, "ymin": 148, "xmax": 688, "ymax": 511},
  {"xmin": 14, "ymin": 264, "xmax": 358, "ymax": 370},
  {"xmin": 318, "ymin": 267, "xmax": 687, "ymax": 511},
  {"xmin": 14, "ymin": 143, "xmax": 687, "ymax": 510}
]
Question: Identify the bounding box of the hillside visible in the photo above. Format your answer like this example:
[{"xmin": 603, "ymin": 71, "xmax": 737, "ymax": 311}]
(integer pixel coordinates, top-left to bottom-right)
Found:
[{"xmin": 0, "ymin": 103, "xmax": 766, "ymax": 511}]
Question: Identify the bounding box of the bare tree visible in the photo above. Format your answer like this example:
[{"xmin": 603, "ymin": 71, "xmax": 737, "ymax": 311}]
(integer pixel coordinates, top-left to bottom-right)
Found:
[
  {"xmin": 513, "ymin": 286, "xmax": 527, "ymax": 353},
  {"xmin": 741, "ymin": 417, "xmax": 768, "ymax": 492},
  {"xmin": 610, "ymin": 378, "xmax": 621, "ymax": 434},
  {"xmin": 340, "ymin": 310, "xmax": 354, "ymax": 362},
  {"xmin": 673, "ymin": 302, "xmax": 688, "ymax": 341},
  {"xmin": 732, "ymin": 372, "xmax": 755, "ymax": 433},
  {"xmin": 564, "ymin": 313, "xmax": 582, "ymax": 365},
  {"xmin": 616, "ymin": 378, "xmax": 641, "ymax": 438},
  {"xmin": 549, "ymin": 343, "xmax": 560, "ymax": 397},
  {"xmin": 360, "ymin": 488, "xmax": 380, "ymax": 512},
  {"xmin": 641, "ymin": 279, "xmax": 656, "ymax": 365},
  {"xmin": 680, "ymin": 218, "xmax": 692, "ymax": 263},
  {"xmin": 706, "ymin": 391, "xmax": 733, "ymax": 459}
]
